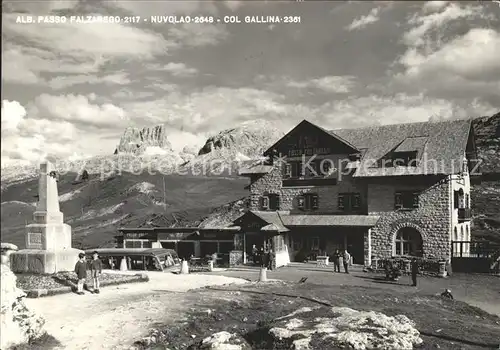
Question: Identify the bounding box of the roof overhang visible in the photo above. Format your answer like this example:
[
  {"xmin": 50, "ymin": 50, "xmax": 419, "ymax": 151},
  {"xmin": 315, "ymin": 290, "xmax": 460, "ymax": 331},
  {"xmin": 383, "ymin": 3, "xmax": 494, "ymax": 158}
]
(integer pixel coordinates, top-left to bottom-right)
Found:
[
  {"xmin": 280, "ymin": 215, "xmax": 380, "ymax": 227},
  {"xmin": 238, "ymin": 165, "xmax": 274, "ymax": 177}
]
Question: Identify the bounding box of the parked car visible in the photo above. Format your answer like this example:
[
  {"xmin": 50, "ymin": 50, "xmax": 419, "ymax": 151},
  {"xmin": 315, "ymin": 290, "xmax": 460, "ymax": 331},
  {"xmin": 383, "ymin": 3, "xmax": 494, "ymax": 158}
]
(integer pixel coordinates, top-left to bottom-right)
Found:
[{"xmin": 84, "ymin": 248, "xmax": 180, "ymax": 272}]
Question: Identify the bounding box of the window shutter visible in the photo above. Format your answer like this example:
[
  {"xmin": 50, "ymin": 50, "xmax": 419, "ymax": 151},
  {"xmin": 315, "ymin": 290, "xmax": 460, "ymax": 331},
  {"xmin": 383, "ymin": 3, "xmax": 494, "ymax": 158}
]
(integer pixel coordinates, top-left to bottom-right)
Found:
[
  {"xmin": 269, "ymin": 194, "xmax": 280, "ymax": 210},
  {"xmin": 338, "ymin": 194, "xmax": 345, "ymax": 210},
  {"xmin": 465, "ymin": 193, "xmax": 469, "ymax": 208},
  {"xmin": 312, "ymin": 194, "xmax": 319, "ymax": 209},
  {"xmin": 284, "ymin": 163, "xmax": 292, "ymax": 178},
  {"xmin": 353, "ymin": 194, "xmax": 361, "ymax": 209},
  {"xmin": 297, "ymin": 196, "xmax": 305, "ymax": 209},
  {"xmin": 412, "ymin": 192, "xmax": 419, "ymax": 208},
  {"xmin": 261, "ymin": 196, "xmax": 269, "ymax": 210},
  {"xmin": 297, "ymin": 161, "xmax": 304, "ymax": 177},
  {"xmin": 453, "ymin": 191, "xmax": 459, "ymax": 209},
  {"xmin": 395, "ymin": 192, "xmax": 402, "ymax": 209}
]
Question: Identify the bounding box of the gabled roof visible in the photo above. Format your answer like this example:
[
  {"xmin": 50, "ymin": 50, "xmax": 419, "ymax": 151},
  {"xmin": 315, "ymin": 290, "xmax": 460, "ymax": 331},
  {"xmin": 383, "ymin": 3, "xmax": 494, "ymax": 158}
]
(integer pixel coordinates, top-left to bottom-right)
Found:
[
  {"xmin": 264, "ymin": 119, "xmax": 359, "ymax": 156},
  {"xmin": 331, "ymin": 119, "xmax": 473, "ymax": 177}
]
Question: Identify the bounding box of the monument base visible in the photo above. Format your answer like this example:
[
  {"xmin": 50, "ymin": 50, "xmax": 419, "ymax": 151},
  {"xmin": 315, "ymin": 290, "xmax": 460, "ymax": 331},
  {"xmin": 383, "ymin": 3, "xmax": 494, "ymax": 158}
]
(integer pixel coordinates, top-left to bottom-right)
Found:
[{"xmin": 10, "ymin": 248, "xmax": 84, "ymax": 274}]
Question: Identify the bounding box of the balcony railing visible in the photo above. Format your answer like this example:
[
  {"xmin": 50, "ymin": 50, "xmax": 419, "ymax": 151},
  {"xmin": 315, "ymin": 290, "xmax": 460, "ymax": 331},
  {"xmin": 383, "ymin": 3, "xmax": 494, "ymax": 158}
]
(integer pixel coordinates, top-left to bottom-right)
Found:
[{"xmin": 458, "ymin": 208, "xmax": 472, "ymax": 222}]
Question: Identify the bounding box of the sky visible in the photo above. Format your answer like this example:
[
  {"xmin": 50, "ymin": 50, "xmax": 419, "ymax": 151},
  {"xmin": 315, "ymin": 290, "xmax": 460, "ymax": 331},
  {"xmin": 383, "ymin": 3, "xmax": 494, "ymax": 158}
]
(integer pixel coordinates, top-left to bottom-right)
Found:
[{"xmin": 1, "ymin": 0, "xmax": 500, "ymax": 166}]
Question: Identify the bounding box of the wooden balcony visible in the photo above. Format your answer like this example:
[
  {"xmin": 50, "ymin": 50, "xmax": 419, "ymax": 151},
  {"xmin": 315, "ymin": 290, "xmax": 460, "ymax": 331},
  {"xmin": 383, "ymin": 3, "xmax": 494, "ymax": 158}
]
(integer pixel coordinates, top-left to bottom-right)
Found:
[{"xmin": 458, "ymin": 208, "xmax": 472, "ymax": 222}]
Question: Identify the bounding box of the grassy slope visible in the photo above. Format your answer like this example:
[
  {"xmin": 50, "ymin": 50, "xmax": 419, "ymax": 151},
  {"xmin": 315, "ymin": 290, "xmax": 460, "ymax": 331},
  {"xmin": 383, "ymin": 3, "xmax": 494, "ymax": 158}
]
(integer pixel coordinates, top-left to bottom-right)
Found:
[
  {"xmin": 1, "ymin": 171, "xmax": 247, "ymax": 249},
  {"xmin": 471, "ymin": 112, "xmax": 500, "ymax": 243}
]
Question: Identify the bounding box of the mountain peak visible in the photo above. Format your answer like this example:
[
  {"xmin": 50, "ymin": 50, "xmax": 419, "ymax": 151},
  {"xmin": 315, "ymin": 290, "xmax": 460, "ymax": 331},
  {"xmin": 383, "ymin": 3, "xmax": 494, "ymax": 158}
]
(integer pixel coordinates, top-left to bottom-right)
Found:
[{"xmin": 116, "ymin": 124, "xmax": 173, "ymax": 155}]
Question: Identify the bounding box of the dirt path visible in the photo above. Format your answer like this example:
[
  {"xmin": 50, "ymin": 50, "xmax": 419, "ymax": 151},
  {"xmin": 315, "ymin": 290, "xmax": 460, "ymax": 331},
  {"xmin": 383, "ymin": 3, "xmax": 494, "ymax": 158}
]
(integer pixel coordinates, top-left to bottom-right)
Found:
[{"xmin": 25, "ymin": 273, "xmax": 247, "ymax": 350}]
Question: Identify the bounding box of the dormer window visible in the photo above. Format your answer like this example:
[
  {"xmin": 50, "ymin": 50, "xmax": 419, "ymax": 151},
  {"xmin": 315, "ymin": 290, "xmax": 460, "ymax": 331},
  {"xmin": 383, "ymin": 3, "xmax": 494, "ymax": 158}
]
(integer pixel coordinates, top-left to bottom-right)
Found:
[{"xmin": 392, "ymin": 151, "xmax": 418, "ymax": 167}]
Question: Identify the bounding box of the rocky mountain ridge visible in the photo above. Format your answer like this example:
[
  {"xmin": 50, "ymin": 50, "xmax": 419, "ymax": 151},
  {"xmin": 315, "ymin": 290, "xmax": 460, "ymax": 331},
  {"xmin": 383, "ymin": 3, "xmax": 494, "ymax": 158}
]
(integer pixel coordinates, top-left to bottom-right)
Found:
[{"xmin": 115, "ymin": 125, "xmax": 173, "ymax": 155}]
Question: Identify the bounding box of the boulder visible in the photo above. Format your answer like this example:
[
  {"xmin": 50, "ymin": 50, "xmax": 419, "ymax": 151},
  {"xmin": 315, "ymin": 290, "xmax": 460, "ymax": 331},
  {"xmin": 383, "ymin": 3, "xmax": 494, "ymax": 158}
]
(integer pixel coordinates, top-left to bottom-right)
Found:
[
  {"xmin": 198, "ymin": 331, "xmax": 251, "ymax": 350},
  {"xmin": 267, "ymin": 306, "xmax": 423, "ymax": 350},
  {"xmin": 0, "ymin": 263, "xmax": 46, "ymax": 349}
]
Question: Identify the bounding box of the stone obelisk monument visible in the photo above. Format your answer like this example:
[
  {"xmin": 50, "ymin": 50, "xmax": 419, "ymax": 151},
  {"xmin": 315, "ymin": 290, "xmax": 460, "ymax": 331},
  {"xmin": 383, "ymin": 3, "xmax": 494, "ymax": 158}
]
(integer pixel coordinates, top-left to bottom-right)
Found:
[{"xmin": 11, "ymin": 161, "xmax": 83, "ymax": 274}]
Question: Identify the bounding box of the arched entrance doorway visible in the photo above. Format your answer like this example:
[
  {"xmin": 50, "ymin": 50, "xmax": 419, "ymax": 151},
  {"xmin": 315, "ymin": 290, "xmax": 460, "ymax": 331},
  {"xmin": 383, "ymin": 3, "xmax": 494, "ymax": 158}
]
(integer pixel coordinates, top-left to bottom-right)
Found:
[{"xmin": 394, "ymin": 227, "xmax": 423, "ymax": 257}]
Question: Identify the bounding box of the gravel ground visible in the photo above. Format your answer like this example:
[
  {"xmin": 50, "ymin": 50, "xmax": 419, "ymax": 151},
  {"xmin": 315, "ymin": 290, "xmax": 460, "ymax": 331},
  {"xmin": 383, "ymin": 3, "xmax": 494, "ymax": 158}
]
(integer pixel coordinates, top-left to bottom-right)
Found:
[{"xmin": 25, "ymin": 272, "xmax": 247, "ymax": 349}]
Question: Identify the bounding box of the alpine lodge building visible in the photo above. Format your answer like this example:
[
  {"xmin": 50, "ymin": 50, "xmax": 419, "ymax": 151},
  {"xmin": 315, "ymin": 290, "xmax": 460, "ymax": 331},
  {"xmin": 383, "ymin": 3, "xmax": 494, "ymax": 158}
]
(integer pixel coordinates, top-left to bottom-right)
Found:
[{"xmin": 117, "ymin": 118, "xmax": 477, "ymax": 269}]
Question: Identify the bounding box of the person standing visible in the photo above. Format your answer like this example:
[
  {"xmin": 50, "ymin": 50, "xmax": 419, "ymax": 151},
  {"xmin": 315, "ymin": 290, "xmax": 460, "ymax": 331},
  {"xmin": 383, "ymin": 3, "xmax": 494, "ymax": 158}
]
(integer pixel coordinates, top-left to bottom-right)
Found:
[
  {"xmin": 90, "ymin": 251, "xmax": 103, "ymax": 294},
  {"xmin": 343, "ymin": 250, "xmax": 351, "ymax": 274},
  {"xmin": 74, "ymin": 253, "xmax": 87, "ymax": 295},
  {"xmin": 252, "ymin": 245, "xmax": 258, "ymax": 265},
  {"xmin": 333, "ymin": 250, "xmax": 341, "ymax": 273},
  {"xmin": 411, "ymin": 257, "xmax": 418, "ymax": 286},
  {"xmin": 267, "ymin": 248, "xmax": 274, "ymax": 271}
]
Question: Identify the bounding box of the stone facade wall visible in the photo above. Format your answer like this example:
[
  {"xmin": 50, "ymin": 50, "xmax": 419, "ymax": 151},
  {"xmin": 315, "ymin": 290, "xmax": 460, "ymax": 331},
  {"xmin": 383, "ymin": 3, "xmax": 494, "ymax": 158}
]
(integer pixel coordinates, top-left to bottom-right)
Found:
[
  {"xmin": 247, "ymin": 163, "xmax": 455, "ymax": 265},
  {"xmin": 367, "ymin": 176, "xmax": 452, "ymax": 262},
  {"xmin": 249, "ymin": 161, "xmax": 367, "ymax": 213}
]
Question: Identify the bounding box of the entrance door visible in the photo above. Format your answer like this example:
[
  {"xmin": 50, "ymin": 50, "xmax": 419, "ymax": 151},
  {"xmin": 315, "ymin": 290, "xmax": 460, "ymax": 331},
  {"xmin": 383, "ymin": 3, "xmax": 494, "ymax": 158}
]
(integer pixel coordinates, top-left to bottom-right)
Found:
[{"xmin": 177, "ymin": 241, "xmax": 195, "ymax": 260}]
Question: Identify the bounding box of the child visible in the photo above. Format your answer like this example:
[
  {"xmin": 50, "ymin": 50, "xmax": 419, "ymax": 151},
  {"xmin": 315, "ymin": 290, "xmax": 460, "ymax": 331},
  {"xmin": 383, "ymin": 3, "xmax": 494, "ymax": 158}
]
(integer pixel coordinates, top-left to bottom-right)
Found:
[
  {"xmin": 74, "ymin": 253, "xmax": 87, "ymax": 295},
  {"xmin": 90, "ymin": 251, "xmax": 103, "ymax": 294}
]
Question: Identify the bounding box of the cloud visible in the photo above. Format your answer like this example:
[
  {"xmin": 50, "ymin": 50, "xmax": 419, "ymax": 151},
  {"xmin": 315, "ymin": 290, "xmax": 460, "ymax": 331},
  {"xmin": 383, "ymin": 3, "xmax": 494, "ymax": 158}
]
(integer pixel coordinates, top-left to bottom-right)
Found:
[
  {"xmin": 48, "ymin": 72, "xmax": 131, "ymax": 89},
  {"xmin": 224, "ymin": 1, "xmax": 244, "ymax": 11},
  {"xmin": 31, "ymin": 94, "xmax": 128, "ymax": 128},
  {"xmin": 1, "ymin": 100, "xmax": 27, "ymax": 132},
  {"xmin": 2, "ymin": 11, "xmax": 172, "ymax": 84},
  {"xmin": 403, "ymin": 3, "xmax": 483, "ymax": 47},
  {"xmin": 346, "ymin": 7, "xmax": 381, "ymax": 31},
  {"xmin": 1, "ymin": 99, "xmax": 80, "ymax": 164},
  {"xmin": 422, "ymin": 1, "xmax": 449, "ymax": 13},
  {"xmin": 168, "ymin": 23, "xmax": 229, "ymax": 47},
  {"xmin": 287, "ymin": 76, "xmax": 357, "ymax": 93},
  {"xmin": 148, "ymin": 63, "xmax": 198, "ymax": 77},
  {"xmin": 318, "ymin": 93, "xmax": 495, "ymax": 128},
  {"xmin": 400, "ymin": 28, "xmax": 500, "ymax": 82},
  {"xmin": 123, "ymin": 87, "xmax": 314, "ymax": 133},
  {"xmin": 112, "ymin": 1, "xmax": 218, "ymax": 17}
]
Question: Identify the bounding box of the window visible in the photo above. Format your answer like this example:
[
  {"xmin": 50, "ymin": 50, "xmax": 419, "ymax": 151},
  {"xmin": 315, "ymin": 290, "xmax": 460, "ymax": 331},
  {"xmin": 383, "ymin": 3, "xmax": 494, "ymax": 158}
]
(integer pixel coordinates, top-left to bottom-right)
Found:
[
  {"xmin": 454, "ymin": 189, "xmax": 466, "ymax": 209},
  {"xmin": 290, "ymin": 162, "xmax": 304, "ymax": 177},
  {"xmin": 394, "ymin": 228, "xmax": 422, "ymax": 256},
  {"xmin": 395, "ymin": 191, "xmax": 419, "ymax": 209},
  {"xmin": 391, "ymin": 151, "xmax": 418, "ymax": 167},
  {"xmin": 269, "ymin": 194, "xmax": 280, "ymax": 210},
  {"xmin": 125, "ymin": 239, "xmax": 150, "ymax": 248},
  {"xmin": 338, "ymin": 193, "xmax": 361, "ymax": 212},
  {"xmin": 260, "ymin": 196, "xmax": 269, "ymax": 210},
  {"xmin": 260, "ymin": 194, "xmax": 280, "ymax": 211},
  {"xmin": 465, "ymin": 193, "xmax": 470, "ymax": 208},
  {"xmin": 460, "ymin": 226, "xmax": 464, "ymax": 241},
  {"xmin": 284, "ymin": 163, "xmax": 292, "ymax": 178},
  {"xmin": 298, "ymin": 193, "xmax": 319, "ymax": 210}
]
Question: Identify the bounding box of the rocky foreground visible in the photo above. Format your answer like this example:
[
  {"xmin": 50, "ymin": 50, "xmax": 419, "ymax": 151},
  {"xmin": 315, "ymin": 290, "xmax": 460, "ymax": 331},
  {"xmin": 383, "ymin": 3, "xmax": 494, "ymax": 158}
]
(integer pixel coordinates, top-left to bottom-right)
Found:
[{"xmin": 1, "ymin": 244, "xmax": 47, "ymax": 349}]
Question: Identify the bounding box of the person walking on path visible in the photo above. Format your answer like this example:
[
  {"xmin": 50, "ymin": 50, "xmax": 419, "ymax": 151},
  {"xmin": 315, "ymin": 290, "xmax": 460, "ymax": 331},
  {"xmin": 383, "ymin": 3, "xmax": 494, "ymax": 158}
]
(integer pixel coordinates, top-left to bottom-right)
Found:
[
  {"xmin": 333, "ymin": 250, "xmax": 341, "ymax": 272},
  {"xmin": 411, "ymin": 257, "xmax": 418, "ymax": 287},
  {"xmin": 343, "ymin": 250, "xmax": 351, "ymax": 274},
  {"xmin": 90, "ymin": 251, "xmax": 103, "ymax": 294},
  {"xmin": 74, "ymin": 253, "xmax": 87, "ymax": 295}
]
